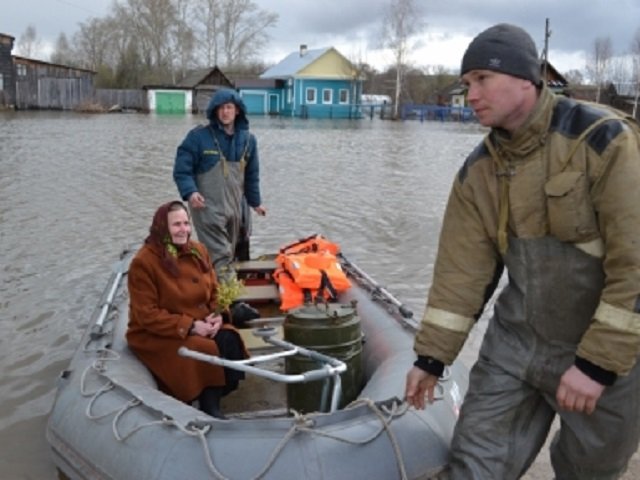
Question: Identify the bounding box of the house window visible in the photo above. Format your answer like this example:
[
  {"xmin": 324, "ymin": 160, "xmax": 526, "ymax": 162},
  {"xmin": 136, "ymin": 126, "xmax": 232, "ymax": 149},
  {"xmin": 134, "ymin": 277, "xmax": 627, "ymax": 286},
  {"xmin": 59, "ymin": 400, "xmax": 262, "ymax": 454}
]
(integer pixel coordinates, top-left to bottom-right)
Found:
[
  {"xmin": 0, "ymin": 74, "xmax": 3, "ymax": 91},
  {"xmin": 306, "ymin": 88, "xmax": 316, "ymax": 103},
  {"xmin": 322, "ymin": 89, "xmax": 333, "ymax": 104},
  {"xmin": 339, "ymin": 89, "xmax": 349, "ymax": 104},
  {"xmin": 17, "ymin": 64, "xmax": 27, "ymax": 77}
]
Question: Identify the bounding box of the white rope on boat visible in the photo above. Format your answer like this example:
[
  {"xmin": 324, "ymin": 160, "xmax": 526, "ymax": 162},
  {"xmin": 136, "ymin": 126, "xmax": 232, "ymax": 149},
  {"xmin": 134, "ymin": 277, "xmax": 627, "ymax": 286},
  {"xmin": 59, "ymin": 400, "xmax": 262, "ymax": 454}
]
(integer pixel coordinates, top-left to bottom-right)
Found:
[
  {"xmin": 192, "ymin": 398, "xmax": 410, "ymax": 480},
  {"xmin": 85, "ymin": 381, "xmax": 118, "ymax": 420},
  {"xmin": 77, "ymin": 347, "xmax": 417, "ymax": 480},
  {"xmin": 292, "ymin": 398, "xmax": 409, "ymax": 480}
]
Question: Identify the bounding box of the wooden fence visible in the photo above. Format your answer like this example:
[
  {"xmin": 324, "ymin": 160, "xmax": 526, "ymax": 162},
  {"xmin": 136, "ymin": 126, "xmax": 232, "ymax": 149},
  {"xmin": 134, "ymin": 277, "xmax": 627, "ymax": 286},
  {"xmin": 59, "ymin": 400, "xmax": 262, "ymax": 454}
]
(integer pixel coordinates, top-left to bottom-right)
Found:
[
  {"xmin": 15, "ymin": 77, "xmax": 94, "ymax": 110},
  {"xmin": 95, "ymin": 89, "xmax": 147, "ymax": 111}
]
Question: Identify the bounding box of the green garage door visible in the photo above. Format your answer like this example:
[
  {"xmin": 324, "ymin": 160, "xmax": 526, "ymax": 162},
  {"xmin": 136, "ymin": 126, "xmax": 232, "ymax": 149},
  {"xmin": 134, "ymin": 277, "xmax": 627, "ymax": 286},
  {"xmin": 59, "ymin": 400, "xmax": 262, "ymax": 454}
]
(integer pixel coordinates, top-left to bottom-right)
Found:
[{"xmin": 156, "ymin": 92, "xmax": 186, "ymax": 114}]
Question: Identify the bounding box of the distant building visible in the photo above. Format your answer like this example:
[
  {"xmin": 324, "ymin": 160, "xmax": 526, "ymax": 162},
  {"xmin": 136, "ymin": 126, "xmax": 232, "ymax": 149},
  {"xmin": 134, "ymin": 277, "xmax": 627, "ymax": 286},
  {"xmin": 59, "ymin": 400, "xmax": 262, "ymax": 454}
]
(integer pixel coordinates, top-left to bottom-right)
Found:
[
  {"xmin": 0, "ymin": 33, "xmax": 16, "ymax": 108},
  {"xmin": 144, "ymin": 66, "xmax": 234, "ymax": 114},
  {"xmin": 238, "ymin": 45, "xmax": 363, "ymax": 119},
  {"xmin": 0, "ymin": 32, "xmax": 96, "ymax": 110}
]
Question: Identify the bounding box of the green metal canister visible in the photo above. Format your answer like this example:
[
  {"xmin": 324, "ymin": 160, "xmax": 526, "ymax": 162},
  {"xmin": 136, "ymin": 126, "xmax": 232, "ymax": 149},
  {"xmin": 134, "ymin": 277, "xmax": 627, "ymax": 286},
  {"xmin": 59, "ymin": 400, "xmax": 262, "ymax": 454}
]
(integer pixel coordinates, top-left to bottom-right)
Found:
[{"xmin": 284, "ymin": 303, "xmax": 363, "ymax": 414}]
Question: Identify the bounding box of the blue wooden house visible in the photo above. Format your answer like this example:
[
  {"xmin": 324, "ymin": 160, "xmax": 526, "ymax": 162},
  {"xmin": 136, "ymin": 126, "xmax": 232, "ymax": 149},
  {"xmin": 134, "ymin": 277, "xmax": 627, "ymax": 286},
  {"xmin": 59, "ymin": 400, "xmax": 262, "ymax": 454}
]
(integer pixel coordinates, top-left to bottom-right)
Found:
[{"xmin": 237, "ymin": 45, "xmax": 363, "ymax": 119}]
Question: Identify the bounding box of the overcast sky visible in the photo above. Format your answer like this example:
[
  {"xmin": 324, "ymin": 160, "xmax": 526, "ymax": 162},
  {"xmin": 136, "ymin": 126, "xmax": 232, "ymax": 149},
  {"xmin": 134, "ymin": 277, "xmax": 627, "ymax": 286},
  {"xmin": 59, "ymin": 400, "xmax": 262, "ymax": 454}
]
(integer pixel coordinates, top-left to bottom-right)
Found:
[{"xmin": 3, "ymin": 0, "xmax": 640, "ymax": 74}]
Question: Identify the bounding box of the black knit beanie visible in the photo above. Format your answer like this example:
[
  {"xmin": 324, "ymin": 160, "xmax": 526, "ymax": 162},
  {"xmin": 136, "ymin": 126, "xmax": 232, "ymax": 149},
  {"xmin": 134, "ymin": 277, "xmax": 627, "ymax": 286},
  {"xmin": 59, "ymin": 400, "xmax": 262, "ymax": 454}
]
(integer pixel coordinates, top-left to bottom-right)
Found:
[{"xmin": 461, "ymin": 23, "xmax": 541, "ymax": 86}]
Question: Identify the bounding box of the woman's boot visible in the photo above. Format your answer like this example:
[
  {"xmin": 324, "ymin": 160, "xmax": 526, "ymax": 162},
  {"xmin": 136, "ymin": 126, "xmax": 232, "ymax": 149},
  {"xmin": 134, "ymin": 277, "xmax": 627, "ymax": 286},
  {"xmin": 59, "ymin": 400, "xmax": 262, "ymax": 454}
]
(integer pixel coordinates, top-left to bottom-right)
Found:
[{"xmin": 198, "ymin": 387, "xmax": 226, "ymax": 419}]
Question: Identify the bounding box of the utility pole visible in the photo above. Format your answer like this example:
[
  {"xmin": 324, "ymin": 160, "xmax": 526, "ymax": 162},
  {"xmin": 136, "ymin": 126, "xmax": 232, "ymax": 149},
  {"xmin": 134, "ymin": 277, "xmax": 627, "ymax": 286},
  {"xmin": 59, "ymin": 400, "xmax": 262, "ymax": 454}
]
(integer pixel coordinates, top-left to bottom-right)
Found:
[{"xmin": 542, "ymin": 18, "xmax": 551, "ymax": 86}]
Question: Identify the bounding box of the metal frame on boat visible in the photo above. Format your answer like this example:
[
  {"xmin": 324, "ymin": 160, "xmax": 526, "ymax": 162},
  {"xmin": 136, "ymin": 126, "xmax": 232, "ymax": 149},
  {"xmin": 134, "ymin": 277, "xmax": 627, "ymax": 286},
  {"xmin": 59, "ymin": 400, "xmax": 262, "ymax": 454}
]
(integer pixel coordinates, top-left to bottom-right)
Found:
[{"xmin": 46, "ymin": 246, "xmax": 468, "ymax": 480}]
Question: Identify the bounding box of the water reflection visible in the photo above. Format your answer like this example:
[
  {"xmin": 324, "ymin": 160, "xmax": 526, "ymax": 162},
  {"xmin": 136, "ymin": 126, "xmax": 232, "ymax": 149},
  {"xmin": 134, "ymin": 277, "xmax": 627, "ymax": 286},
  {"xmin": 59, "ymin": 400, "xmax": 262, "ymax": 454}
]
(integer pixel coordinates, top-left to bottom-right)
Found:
[{"xmin": 0, "ymin": 111, "xmax": 484, "ymax": 478}]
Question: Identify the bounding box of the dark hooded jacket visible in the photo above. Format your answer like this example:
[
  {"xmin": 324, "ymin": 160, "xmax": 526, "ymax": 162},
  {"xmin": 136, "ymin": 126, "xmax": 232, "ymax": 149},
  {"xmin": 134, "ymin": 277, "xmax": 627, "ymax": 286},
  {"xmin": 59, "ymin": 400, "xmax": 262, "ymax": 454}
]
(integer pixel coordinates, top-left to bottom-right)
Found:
[{"xmin": 173, "ymin": 89, "xmax": 261, "ymax": 207}]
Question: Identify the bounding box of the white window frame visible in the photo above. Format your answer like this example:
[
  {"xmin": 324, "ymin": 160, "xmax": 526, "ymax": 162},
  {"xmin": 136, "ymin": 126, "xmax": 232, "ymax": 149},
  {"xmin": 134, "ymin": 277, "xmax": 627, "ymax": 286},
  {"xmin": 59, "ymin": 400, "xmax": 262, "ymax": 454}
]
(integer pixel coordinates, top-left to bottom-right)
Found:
[
  {"xmin": 0, "ymin": 73, "xmax": 3, "ymax": 91},
  {"xmin": 339, "ymin": 89, "xmax": 349, "ymax": 104},
  {"xmin": 17, "ymin": 64, "xmax": 27, "ymax": 77},
  {"xmin": 322, "ymin": 88, "xmax": 333, "ymax": 104},
  {"xmin": 305, "ymin": 87, "xmax": 316, "ymax": 103}
]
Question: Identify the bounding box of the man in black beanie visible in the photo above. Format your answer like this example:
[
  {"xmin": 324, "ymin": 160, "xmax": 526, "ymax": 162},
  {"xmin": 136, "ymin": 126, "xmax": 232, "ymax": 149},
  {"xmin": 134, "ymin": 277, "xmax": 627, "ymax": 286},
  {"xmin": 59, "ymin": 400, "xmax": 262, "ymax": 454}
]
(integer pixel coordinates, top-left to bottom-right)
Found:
[{"xmin": 405, "ymin": 23, "xmax": 640, "ymax": 479}]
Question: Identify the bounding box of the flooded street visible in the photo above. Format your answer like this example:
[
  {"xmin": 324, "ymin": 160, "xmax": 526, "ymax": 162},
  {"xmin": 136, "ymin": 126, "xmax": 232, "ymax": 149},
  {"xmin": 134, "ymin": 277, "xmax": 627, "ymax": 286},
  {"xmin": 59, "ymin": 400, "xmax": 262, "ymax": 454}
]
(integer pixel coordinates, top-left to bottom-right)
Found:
[{"xmin": 2, "ymin": 111, "xmax": 637, "ymax": 479}]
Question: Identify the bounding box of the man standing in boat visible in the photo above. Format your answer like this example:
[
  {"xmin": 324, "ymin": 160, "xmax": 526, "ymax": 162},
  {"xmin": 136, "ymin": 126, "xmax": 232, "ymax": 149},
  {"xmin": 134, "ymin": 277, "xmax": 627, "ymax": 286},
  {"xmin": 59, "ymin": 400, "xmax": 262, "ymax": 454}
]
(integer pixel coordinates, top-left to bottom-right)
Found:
[
  {"xmin": 405, "ymin": 23, "xmax": 640, "ymax": 479},
  {"xmin": 173, "ymin": 88, "xmax": 266, "ymax": 280}
]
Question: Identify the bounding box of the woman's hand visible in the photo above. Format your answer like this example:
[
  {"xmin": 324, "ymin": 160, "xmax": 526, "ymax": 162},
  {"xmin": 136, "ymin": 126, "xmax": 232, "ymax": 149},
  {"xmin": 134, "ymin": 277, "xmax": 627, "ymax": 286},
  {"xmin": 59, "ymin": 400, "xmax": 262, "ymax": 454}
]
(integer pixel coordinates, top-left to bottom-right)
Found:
[
  {"xmin": 190, "ymin": 318, "xmax": 215, "ymax": 337},
  {"xmin": 203, "ymin": 313, "xmax": 223, "ymax": 338}
]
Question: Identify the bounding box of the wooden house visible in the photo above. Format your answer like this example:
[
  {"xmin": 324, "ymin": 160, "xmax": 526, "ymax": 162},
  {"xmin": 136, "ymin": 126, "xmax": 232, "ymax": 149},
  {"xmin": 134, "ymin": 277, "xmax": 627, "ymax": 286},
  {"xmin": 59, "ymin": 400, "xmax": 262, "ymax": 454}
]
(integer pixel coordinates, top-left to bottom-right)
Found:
[
  {"xmin": 240, "ymin": 45, "xmax": 363, "ymax": 118},
  {"xmin": 145, "ymin": 66, "xmax": 234, "ymax": 114},
  {"xmin": 0, "ymin": 33, "xmax": 16, "ymax": 108},
  {"xmin": 13, "ymin": 55, "xmax": 96, "ymax": 110},
  {"xmin": 233, "ymin": 77, "xmax": 285, "ymax": 115},
  {"xmin": 541, "ymin": 60, "xmax": 569, "ymax": 95}
]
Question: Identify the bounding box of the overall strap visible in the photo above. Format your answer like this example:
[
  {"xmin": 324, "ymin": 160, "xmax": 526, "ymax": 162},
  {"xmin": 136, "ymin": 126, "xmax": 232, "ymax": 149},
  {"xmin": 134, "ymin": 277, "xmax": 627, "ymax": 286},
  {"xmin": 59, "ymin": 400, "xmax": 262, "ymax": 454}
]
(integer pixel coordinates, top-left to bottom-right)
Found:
[
  {"xmin": 208, "ymin": 126, "xmax": 229, "ymax": 178},
  {"xmin": 558, "ymin": 116, "xmax": 619, "ymax": 173}
]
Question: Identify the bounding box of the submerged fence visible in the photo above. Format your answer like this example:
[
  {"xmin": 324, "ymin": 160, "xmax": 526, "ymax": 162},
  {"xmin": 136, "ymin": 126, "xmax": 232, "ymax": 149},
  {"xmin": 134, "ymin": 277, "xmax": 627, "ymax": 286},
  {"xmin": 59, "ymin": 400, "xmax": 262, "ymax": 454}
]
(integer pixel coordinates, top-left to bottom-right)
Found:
[{"xmin": 401, "ymin": 104, "xmax": 475, "ymax": 122}]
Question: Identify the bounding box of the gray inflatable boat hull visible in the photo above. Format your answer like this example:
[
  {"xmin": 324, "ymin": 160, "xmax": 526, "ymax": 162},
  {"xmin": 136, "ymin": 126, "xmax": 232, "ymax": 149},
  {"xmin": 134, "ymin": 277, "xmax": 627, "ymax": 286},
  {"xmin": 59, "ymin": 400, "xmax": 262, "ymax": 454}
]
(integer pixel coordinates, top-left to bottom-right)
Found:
[{"xmin": 46, "ymin": 248, "xmax": 468, "ymax": 480}]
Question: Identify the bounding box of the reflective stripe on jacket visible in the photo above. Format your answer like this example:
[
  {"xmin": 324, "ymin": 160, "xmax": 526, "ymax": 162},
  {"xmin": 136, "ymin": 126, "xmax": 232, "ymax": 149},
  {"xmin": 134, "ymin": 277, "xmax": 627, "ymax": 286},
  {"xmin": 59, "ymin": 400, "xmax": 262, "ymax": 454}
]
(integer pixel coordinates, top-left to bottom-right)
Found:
[{"xmin": 415, "ymin": 87, "xmax": 640, "ymax": 374}]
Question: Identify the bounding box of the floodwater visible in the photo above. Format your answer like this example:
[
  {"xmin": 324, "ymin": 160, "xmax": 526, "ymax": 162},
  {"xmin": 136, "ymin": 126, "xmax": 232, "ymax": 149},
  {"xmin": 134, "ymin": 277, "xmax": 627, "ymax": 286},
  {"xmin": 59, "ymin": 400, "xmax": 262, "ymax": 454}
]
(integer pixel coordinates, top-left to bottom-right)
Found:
[{"xmin": 1, "ymin": 111, "xmax": 637, "ymax": 479}]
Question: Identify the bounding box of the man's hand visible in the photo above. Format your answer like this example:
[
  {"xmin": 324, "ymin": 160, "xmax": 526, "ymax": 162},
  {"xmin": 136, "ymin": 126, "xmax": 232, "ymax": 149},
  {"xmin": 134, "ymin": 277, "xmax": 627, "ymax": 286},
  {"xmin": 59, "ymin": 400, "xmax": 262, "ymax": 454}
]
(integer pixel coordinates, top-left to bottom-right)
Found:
[
  {"xmin": 253, "ymin": 205, "xmax": 266, "ymax": 216},
  {"xmin": 405, "ymin": 366, "xmax": 440, "ymax": 409},
  {"xmin": 556, "ymin": 365, "xmax": 605, "ymax": 415},
  {"xmin": 189, "ymin": 192, "xmax": 205, "ymax": 209}
]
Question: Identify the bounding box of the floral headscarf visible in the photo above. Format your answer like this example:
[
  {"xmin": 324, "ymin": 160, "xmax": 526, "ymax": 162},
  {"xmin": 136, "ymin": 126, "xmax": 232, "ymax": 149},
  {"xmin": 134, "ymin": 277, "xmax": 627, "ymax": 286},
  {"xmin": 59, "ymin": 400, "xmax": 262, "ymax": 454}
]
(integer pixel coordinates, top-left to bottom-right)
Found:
[{"xmin": 145, "ymin": 201, "xmax": 210, "ymax": 277}]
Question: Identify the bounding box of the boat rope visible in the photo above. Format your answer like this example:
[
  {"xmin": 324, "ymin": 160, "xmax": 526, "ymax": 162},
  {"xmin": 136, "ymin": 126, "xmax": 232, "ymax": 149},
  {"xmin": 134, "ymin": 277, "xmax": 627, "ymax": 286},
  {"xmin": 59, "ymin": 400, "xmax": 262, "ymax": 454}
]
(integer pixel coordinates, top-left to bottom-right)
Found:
[
  {"xmin": 292, "ymin": 398, "xmax": 410, "ymax": 480},
  {"xmin": 77, "ymin": 349, "xmax": 414, "ymax": 480},
  {"xmin": 192, "ymin": 398, "xmax": 410, "ymax": 480}
]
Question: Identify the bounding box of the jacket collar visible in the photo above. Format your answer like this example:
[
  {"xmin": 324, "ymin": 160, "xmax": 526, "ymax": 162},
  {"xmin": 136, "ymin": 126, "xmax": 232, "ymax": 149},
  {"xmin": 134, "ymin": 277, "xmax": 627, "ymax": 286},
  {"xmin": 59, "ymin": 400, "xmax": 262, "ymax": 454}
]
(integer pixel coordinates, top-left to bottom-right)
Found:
[{"xmin": 491, "ymin": 86, "xmax": 555, "ymax": 158}]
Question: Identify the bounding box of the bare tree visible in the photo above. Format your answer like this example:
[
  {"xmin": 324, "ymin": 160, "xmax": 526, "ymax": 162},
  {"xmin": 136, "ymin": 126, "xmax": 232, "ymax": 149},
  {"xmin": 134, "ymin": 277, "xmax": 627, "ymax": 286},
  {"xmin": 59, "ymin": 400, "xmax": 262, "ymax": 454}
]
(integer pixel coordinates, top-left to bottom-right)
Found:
[
  {"xmin": 106, "ymin": 0, "xmax": 179, "ymax": 84},
  {"xmin": 74, "ymin": 17, "xmax": 115, "ymax": 71},
  {"xmin": 563, "ymin": 69, "xmax": 584, "ymax": 86},
  {"xmin": 16, "ymin": 24, "xmax": 42, "ymax": 58},
  {"xmin": 193, "ymin": 0, "xmax": 223, "ymax": 66},
  {"xmin": 382, "ymin": 0, "xmax": 424, "ymax": 119},
  {"xmin": 586, "ymin": 36, "xmax": 613, "ymax": 103},
  {"xmin": 50, "ymin": 33, "xmax": 76, "ymax": 66},
  {"xmin": 171, "ymin": 0, "xmax": 197, "ymax": 82},
  {"xmin": 193, "ymin": 0, "xmax": 277, "ymax": 68}
]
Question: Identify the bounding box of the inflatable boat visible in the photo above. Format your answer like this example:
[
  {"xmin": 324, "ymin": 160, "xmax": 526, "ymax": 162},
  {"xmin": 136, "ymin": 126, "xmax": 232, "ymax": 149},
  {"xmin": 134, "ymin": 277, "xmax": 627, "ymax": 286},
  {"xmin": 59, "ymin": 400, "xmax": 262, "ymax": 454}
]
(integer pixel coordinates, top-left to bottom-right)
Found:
[{"xmin": 46, "ymin": 241, "xmax": 468, "ymax": 480}]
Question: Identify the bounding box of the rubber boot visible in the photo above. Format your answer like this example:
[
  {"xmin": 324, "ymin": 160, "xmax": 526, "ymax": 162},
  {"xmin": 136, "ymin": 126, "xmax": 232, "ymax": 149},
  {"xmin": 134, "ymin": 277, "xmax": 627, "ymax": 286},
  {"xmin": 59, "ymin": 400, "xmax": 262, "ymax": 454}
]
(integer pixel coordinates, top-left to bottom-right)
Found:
[{"xmin": 198, "ymin": 387, "xmax": 226, "ymax": 419}]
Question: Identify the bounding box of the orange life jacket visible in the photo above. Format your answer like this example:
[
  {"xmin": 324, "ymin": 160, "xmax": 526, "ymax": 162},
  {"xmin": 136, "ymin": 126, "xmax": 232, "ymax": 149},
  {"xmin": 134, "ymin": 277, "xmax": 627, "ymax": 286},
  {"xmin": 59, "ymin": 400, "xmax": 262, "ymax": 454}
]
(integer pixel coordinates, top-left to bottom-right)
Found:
[
  {"xmin": 279, "ymin": 234, "xmax": 341, "ymax": 256},
  {"xmin": 274, "ymin": 235, "xmax": 351, "ymax": 311}
]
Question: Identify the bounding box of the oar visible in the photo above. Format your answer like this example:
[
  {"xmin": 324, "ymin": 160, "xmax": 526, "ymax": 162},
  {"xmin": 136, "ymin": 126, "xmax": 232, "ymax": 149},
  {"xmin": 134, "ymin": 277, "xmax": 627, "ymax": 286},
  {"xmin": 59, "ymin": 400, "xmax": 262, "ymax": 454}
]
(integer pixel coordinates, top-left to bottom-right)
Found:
[
  {"xmin": 338, "ymin": 253, "xmax": 414, "ymax": 319},
  {"xmin": 90, "ymin": 257, "xmax": 129, "ymax": 339}
]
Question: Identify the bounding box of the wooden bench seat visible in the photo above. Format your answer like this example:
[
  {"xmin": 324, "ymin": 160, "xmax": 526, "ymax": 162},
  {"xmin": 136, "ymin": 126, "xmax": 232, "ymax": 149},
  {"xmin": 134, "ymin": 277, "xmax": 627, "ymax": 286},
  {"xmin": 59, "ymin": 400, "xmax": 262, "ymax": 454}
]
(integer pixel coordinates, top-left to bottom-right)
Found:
[
  {"xmin": 234, "ymin": 260, "xmax": 277, "ymax": 275},
  {"xmin": 237, "ymin": 284, "xmax": 280, "ymax": 303}
]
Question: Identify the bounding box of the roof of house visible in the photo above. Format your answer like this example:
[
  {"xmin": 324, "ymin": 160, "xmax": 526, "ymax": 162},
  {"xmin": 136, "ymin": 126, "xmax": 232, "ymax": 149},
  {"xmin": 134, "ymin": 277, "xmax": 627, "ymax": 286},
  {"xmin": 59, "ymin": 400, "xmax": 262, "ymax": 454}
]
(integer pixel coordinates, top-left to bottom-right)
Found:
[
  {"xmin": 260, "ymin": 47, "xmax": 333, "ymax": 79},
  {"xmin": 176, "ymin": 66, "xmax": 233, "ymax": 88},
  {"xmin": 12, "ymin": 55, "xmax": 96, "ymax": 74},
  {"xmin": 234, "ymin": 78, "xmax": 283, "ymax": 89}
]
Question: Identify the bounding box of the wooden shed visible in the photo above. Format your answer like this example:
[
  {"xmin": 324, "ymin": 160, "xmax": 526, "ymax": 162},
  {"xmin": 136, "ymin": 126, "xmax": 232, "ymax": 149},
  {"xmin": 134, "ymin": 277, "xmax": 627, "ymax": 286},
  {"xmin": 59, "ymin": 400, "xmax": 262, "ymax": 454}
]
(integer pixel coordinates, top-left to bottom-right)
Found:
[
  {"xmin": 143, "ymin": 66, "xmax": 235, "ymax": 114},
  {"xmin": 178, "ymin": 66, "xmax": 235, "ymax": 114},
  {"xmin": 13, "ymin": 56, "xmax": 96, "ymax": 110},
  {"xmin": 0, "ymin": 33, "xmax": 16, "ymax": 108}
]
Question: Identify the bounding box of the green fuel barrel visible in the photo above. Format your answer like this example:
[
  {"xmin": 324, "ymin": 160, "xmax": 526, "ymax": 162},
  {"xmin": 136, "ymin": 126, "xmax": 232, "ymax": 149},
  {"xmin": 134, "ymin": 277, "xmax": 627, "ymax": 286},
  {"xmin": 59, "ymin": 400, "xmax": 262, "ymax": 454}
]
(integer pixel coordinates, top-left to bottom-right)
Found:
[{"xmin": 284, "ymin": 303, "xmax": 363, "ymax": 414}]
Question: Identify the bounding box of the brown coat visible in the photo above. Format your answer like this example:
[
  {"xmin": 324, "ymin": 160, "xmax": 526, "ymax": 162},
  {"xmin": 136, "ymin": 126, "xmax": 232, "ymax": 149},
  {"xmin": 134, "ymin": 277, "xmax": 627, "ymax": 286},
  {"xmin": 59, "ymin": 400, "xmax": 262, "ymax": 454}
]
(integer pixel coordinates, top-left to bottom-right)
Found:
[{"xmin": 126, "ymin": 241, "xmax": 245, "ymax": 402}]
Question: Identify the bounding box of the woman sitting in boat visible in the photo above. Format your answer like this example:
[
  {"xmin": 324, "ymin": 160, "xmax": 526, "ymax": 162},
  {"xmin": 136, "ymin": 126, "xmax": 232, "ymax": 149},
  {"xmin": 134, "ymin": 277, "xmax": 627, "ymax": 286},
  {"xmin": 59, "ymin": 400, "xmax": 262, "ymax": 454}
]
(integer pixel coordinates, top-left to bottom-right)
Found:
[{"xmin": 126, "ymin": 200, "xmax": 247, "ymax": 418}]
